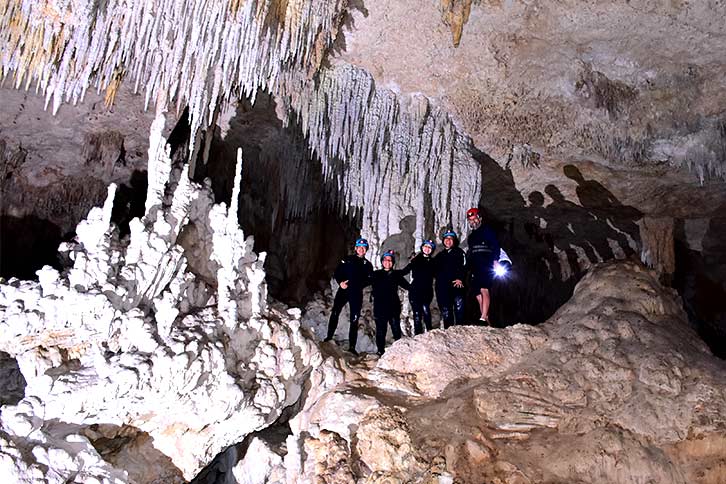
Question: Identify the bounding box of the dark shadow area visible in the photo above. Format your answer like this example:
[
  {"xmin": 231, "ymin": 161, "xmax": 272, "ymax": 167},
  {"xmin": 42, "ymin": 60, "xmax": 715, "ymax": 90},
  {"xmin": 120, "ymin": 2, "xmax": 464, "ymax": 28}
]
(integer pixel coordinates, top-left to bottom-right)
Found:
[
  {"xmin": 0, "ymin": 214, "xmax": 64, "ymax": 279},
  {"xmin": 381, "ymin": 215, "xmax": 416, "ymax": 260},
  {"xmin": 466, "ymin": 149, "xmax": 643, "ymax": 326},
  {"xmin": 191, "ymin": 421, "xmax": 291, "ymax": 484},
  {"xmin": 110, "ymin": 170, "xmax": 148, "ymax": 238},
  {"xmin": 563, "ymin": 164, "xmax": 640, "ymax": 256},
  {"xmin": 0, "ymin": 351, "xmax": 26, "ymax": 406},
  {"xmin": 194, "ymin": 93, "xmax": 360, "ymax": 305},
  {"xmin": 465, "ymin": 148, "xmax": 576, "ymax": 326},
  {"xmin": 674, "ymin": 205, "xmax": 726, "ymax": 359}
]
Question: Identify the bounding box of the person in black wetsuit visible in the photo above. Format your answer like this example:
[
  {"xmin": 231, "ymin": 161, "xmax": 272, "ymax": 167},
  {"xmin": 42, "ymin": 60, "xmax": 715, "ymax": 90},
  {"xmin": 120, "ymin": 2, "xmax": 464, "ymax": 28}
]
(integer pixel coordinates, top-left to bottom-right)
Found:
[
  {"xmin": 324, "ymin": 237, "xmax": 373, "ymax": 355},
  {"xmin": 465, "ymin": 207, "xmax": 500, "ymax": 326},
  {"xmin": 371, "ymin": 250, "xmax": 410, "ymax": 356},
  {"xmin": 434, "ymin": 230, "xmax": 466, "ymax": 328},
  {"xmin": 402, "ymin": 239, "xmax": 436, "ymax": 334}
]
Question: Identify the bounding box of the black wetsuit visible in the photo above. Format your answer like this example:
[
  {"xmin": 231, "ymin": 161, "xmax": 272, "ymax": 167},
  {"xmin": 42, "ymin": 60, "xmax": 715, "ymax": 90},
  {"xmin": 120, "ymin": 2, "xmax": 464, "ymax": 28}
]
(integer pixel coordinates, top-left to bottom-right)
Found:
[
  {"xmin": 326, "ymin": 254, "xmax": 373, "ymax": 349},
  {"xmin": 370, "ymin": 269, "xmax": 410, "ymax": 355},
  {"xmin": 434, "ymin": 246, "xmax": 466, "ymax": 327},
  {"xmin": 466, "ymin": 224, "xmax": 500, "ymax": 291},
  {"xmin": 402, "ymin": 253, "xmax": 435, "ymax": 334}
]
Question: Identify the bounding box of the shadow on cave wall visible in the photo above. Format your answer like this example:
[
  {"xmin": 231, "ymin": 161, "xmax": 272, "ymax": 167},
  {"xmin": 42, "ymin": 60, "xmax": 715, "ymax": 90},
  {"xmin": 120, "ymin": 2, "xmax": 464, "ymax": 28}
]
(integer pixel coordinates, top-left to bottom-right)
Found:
[
  {"xmin": 468, "ymin": 148, "xmax": 642, "ymax": 326},
  {"xmin": 194, "ymin": 94, "xmax": 360, "ymax": 305}
]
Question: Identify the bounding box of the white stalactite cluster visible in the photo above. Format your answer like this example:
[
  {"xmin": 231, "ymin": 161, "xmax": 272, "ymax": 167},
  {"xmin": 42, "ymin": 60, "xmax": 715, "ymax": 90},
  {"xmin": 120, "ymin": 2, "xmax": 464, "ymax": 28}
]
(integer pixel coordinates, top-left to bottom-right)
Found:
[
  {"xmin": 279, "ymin": 64, "xmax": 481, "ymax": 259},
  {"xmin": 2, "ymin": 1, "xmax": 485, "ymax": 258},
  {"xmin": 1, "ymin": 0, "xmax": 346, "ymax": 144},
  {"xmin": 0, "ymin": 112, "xmax": 342, "ymax": 482}
]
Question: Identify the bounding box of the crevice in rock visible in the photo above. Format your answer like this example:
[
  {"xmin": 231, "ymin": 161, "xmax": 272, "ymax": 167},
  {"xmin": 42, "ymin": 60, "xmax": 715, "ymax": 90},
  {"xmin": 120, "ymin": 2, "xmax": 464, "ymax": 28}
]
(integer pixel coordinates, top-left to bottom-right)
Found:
[
  {"xmin": 81, "ymin": 423, "xmax": 185, "ymax": 484},
  {"xmin": 673, "ymin": 235, "xmax": 726, "ymax": 359},
  {"xmin": 0, "ymin": 351, "xmax": 26, "ymax": 407},
  {"xmin": 191, "ymin": 421, "xmax": 291, "ymax": 484}
]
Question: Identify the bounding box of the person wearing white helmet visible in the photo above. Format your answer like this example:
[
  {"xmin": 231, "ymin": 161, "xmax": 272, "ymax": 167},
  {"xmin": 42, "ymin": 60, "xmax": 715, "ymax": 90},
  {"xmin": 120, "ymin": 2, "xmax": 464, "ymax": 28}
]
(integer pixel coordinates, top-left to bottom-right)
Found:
[
  {"xmin": 402, "ymin": 239, "xmax": 437, "ymax": 334},
  {"xmin": 324, "ymin": 237, "xmax": 373, "ymax": 355}
]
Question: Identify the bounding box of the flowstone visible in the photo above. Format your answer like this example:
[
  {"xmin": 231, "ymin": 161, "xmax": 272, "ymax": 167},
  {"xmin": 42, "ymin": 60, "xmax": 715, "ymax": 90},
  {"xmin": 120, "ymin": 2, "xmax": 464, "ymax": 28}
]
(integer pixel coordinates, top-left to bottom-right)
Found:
[{"xmin": 278, "ymin": 260, "xmax": 726, "ymax": 483}]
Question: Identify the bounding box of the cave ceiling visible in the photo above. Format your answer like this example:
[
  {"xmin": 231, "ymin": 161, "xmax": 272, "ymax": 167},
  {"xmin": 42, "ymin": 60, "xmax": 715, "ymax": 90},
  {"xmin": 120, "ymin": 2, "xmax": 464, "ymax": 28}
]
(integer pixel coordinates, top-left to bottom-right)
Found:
[
  {"xmin": 1, "ymin": 0, "xmax": 726, "ymax": 267},
  {"xmin": 333, "ymin": 0, "xmax": 726, "ymax": 214}
]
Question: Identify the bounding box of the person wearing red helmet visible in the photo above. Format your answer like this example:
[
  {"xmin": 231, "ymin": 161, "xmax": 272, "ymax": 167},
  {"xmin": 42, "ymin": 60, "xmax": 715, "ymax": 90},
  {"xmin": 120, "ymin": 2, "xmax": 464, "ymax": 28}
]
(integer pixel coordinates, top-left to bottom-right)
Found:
[
  {"xmin": 325, "ymin": 237, "xmax": 373, "ymax": 355},
  {"xmin": 370, "ymin": 250, "xmax": 410, "ymax": 356},
  {"xmin": 401, "ymin": 239, "xmax": 437, "ymax": 334},
  {"xmin": 465, "ymin": 207, "xmax": 500, "ymax": 325}
]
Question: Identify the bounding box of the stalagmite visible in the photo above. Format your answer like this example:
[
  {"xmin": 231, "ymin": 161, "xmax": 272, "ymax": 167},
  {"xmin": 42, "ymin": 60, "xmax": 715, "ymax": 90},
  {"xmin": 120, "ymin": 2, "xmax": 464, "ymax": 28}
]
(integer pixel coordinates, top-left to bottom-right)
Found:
[{"xmin": 0, "ymin": 113, "xmax": 341, "ymax": 481}]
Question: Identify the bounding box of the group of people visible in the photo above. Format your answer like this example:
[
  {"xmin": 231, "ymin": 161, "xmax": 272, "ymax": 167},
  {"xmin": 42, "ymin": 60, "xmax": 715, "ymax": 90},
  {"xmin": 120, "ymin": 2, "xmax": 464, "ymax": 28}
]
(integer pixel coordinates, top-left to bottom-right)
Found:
[{"xmin": 325, "ymin": 207, "xmax": 507, "ymax": 356}]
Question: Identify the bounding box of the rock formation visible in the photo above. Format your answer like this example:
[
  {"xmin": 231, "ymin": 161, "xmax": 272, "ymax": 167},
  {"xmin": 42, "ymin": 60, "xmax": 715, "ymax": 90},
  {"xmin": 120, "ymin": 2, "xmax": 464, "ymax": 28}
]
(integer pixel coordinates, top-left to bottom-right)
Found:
[
  {"xmin": 0, "ymin": 114, "xmax": 343, "ymax": 482},
  {"xmin": 277, "ymin": 261, "xmax": 726, "ymax": 483},
  {"xmin": 1, "ymin": 1, "xmax": 726, "ymax": 482}
]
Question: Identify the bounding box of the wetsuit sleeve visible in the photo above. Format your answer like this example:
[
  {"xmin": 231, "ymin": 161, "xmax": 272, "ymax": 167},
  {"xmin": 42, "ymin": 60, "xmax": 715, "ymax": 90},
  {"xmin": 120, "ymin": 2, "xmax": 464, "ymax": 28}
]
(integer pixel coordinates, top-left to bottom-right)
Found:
[
  {"xmin": 400, "ymin": 260, "xmax": 413, "ymax": 277},
  {"xmin": 362, "ymin": 262, "xmax": 373, "ymax": 288},
  {"xmin": 397, "ymin": 271, "xmax": 411, "ymax": 291},
  {"xmin": 401, "ymin": 254, "xmax": 419, "ymax": 279}
]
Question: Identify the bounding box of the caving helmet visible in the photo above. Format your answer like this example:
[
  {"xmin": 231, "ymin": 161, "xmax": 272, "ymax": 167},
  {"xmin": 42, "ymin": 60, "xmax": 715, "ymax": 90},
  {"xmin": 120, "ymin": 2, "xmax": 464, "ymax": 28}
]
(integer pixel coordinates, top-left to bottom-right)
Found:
[
  {"xmin": 442, "ymin": 230, "xmax": 457, "ymax": 241},
  {"xmin": 380, "ymin": 250, "xmax": 396, "ymax": 264},
  {"xmin": 466, "ymin": 207, "xmax": 481, "ymax": 218},
  {"xmin": 354, "ymin": 238, "xmax": 369, "ymax": 248},
  {"xmin": 421, "ymin": 239, "xmax": 436, "ymax": 251}
]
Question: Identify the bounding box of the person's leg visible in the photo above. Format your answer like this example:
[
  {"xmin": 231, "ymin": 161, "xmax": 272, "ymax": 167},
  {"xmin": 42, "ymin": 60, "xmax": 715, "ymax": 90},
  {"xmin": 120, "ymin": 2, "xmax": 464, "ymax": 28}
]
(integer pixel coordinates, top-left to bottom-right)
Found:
[
  {"xmin": 410, "ymin": 292, "xmax": 424, "ymax": 335},
  {"xmin": 475, "ymin": 288, "xmax": 491, "ymax": 324},
  {"xmin": 453, "ymin": 289, "xmax": 465, "ymax": 326},
  {"xmin": 436, "ymin": 284, "xmax": 454, "ymax": 328},
  {"xmin": 390, "ymin": 315, "xmax": 402, "ymax": 341},
  {"xmin": 347, "ymin": 291, "xmax": 363, "ymax": 353},
  {"xmin": 375, "ymin": 315, "xmax": 387, "ymax": 355},
  {"xmin": 422, "ymin": 303, "xmax": 432, "ymax": 331},
  {"xmin": 325, "ymin": 288, "xmax": 348, "ymax": 341},
  {"xmin": 422, "ymin": 289, "xmax": 433, "ymax": 331}
]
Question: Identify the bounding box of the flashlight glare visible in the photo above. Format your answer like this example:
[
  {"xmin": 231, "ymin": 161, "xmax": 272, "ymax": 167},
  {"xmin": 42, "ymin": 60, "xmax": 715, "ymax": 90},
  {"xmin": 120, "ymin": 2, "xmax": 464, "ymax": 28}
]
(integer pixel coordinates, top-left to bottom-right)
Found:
[{"xmin": 493, "ymin": 262, "xmax": 507, "ymax": 278}]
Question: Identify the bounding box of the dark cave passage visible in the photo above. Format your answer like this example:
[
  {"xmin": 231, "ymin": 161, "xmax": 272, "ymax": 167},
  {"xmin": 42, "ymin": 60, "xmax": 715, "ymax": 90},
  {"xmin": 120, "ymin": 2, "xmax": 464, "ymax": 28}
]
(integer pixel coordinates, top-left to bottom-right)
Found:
[{"xmin": 192, "ymin": 93, "xmax": 360, "ymax": 305}]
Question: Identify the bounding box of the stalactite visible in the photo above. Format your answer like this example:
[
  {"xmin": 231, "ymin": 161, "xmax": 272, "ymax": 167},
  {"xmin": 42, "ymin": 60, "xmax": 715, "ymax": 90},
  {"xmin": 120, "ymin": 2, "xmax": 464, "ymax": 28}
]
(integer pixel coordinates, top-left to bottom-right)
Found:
[
  {"xmin": 0, "ymin": 0, "xmax": 346, "ymax": 146},
  {"xmin": 278, "ymin": 64, "xmax": 481, "ymax": 260},
  {"xmin": 440, "ymin": 0, "xmax": 472, "ymax": 47},
  {"xmin": 1, "ymin": 1, "xmax": 487, "ymax": 257}
]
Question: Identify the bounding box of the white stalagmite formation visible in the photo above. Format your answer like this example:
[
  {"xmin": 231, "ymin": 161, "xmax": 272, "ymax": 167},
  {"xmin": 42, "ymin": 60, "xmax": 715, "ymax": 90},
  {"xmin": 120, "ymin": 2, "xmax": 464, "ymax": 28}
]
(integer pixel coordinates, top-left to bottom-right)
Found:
[{"xmin": 0, "ymin": 112, "xmax": 344, "ymax": 482}]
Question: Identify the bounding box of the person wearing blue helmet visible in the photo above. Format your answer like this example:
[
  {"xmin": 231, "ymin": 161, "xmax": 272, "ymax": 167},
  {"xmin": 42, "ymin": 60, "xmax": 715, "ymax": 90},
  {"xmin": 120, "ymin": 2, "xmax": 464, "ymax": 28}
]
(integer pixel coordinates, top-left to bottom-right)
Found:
[
  {"xmin": 433, "ymin": 230, "xmax": 466, "ymax": 328},
  {"xmin": 324, "ymin": 237, "xmax": 373, "ymax": 355},
  {"xmin": 401, "ymin": 239, "xmax": 436, "ymax": 334},
  {"xmin": 370, "ymin": 250, "xmax": 410, "ymax": 355}
]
